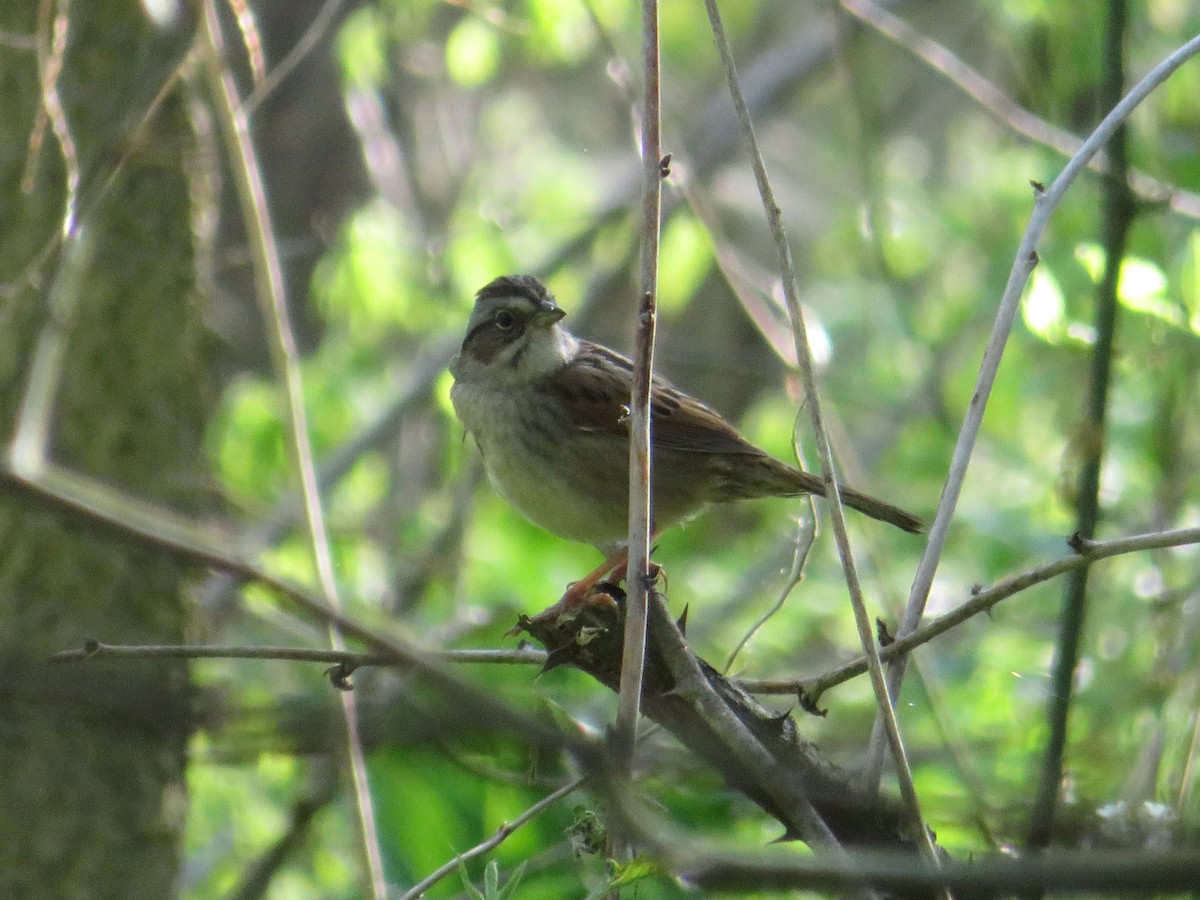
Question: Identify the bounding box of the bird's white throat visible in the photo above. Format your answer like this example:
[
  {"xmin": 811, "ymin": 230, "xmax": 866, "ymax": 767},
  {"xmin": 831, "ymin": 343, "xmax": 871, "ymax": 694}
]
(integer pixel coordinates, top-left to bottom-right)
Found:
[
  {"xmin": 514, "ymin": 325, "xmax": 579, "ymax": 378},
  {"xmin": 454, "ymin": 324, "xmax": 579, "ymax": 385}
]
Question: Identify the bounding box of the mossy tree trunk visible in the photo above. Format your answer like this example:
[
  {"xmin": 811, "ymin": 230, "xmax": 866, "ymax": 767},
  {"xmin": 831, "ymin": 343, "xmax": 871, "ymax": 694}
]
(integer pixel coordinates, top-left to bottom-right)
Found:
[{"xmin": 0, "ymin": 7, "xmax": 213, "ymax": 898}]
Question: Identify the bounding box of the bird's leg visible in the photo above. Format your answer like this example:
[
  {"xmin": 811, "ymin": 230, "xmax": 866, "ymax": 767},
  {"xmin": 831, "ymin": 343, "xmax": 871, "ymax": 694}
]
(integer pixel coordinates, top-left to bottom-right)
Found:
[
  {"xmin": 557, "ymin": 547, "xmax": 629, "ymax": 608},
  {"xmin": 600, "ymin": 550, "xmax": 665, "ymax": 593},
  {"xmin": 507, "ymin": 553, "xmax": 626, "ymax": 635},
  {"xmin": 556, "ymin": 531, "xmax": 664, "ymax": 608},
  {"xmin": 512, "ymin": 534, "xmax": 665, "ymax": 634}
]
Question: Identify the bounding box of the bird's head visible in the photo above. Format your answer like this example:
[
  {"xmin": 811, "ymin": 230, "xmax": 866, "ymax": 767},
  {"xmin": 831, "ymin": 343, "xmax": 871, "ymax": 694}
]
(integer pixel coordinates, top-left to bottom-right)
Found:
[{"xmin": 450, "ymin": 275, "xmax": 577, "ymax": 382}]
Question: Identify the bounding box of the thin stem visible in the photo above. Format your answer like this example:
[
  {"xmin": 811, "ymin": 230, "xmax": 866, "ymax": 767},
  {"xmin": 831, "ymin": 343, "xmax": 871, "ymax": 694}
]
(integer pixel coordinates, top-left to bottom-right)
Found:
[
  {"xmin": 614, "ymin": 0, "xmax": 662, "ymax": 771},
  {"xmin": 225, "ymin": 0, "xmax": 266, "ymax": 85},
  {"xmin": 30, "ymin": 0, "xmax": 78, "ymax": 238},
  {"xmin": 839, "ymin": 0, "xmax": 1200, "ymax": 221},
  {"xmin": 673, "ymin": 845, "xmax": 1200, "ymax": 896},
  {"xmin": 8, "ymin": 226, "xmax": 93, "ymax": 476},
  {"xmin": 241, "ymin": 0, "xmax": 346, "ymax": 117},
  {"xmin": 200, "ymin": 3, "xmax": 384, "ymax": 890},
  {"xmin": 738, "ymin": 526, "xmax": 1200, "ymax": 699},
  {"xmin": 869, "ymin": 26, "xmax": 1200, "ymax": 775},
  {"xmin": 1027, "ymin": 0, "xmax": 1134, "ymax": 852},
  {"xmin": 644, "ymin": 595, "xmax": 865, "ymax": 872},
  {"xmin": 197, "ymin": 339, "xmax": 454, "ymax": 622},
  {"xmin": 723, "ymin": 514, "xmax": 815, "ymax": 673},
  {"xmin": 701, "ymin": 0, "xmax": 938, "ymax": 870},
  {"xmin": 3, "ymin": 463, "xmax": 584, "ymax": 764},
  {"xmin": 49, "ymin": 641, "xmax": 547, "ymax": 668},
  {"xmin": 228, "ymin": 767, "xmax": 338, "ymax": 900},
  {"xmin": 397, "ymin": 777, "xmax": 585, "ymax": 900}
]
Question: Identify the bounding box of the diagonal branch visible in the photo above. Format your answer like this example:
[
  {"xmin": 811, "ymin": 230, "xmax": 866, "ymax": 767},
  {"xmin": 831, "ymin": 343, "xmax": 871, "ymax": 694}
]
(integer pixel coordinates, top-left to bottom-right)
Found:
[
  {"xmin": 198, "ymin": 3, "xmax": 386, "ymax": 893},
  {"xmin": 739, "ymin": 526, "xmax": 1200, "ymax": 700},
  {"xmin": 870, "ymin": 26, "xmax": 1200, "ymax": 778},
  {"xmin": 701, "ymin": 0, "xmax": 939, "ymax": 870},
  {"xmin": 397, "ymin": 777, "xmax": 585, "ymax": 900},
  {"xmin": 840, "ymin": 0, "xmax": 1200, "ymax": 221},
  {"xmin": 516, "ymin": 590, "xmax": 927, "ymax": 898}
]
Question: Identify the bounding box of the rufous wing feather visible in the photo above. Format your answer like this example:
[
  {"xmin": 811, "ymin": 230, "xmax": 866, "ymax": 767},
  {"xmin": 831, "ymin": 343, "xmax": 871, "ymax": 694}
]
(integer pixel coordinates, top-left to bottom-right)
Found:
[
  {"xmin": 547, "ymin": 341, "xmax": 765, "ymax": 455},
  {"xmin": 543, "ymin": 341, "xmax": 923, "ymax": 534}
]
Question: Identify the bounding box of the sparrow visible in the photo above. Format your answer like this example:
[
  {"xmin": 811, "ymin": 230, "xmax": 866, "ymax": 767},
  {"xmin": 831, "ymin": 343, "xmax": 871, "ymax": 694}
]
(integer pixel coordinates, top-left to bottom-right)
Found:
[{"xmin": 450, "ymin": 274, "xmax": 921, "ymax": 602}]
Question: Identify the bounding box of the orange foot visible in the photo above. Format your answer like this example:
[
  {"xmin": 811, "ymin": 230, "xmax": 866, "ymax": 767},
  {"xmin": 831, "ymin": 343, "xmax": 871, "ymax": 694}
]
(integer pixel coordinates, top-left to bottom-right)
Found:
[
  {"xmin": 508, "ymin": 547, "xmax": 664, "ymax": 636},
  {"xmin": 559, "ymin": 544, "xmax": 665, "ymax": 610}
]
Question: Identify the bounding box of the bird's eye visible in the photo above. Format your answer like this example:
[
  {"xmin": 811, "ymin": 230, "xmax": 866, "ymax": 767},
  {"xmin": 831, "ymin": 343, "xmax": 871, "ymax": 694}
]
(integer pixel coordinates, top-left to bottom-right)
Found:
[{"xmin": 493, "ymin": 310, "xmax": 516, "ymax": 330}]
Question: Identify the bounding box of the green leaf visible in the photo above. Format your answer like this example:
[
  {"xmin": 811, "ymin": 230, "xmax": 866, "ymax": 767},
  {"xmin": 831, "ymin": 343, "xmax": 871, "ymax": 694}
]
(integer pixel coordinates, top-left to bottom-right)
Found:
[
  {"xmin": 458, "ymin": 857, "xmax": 486, "ymax": 900},
  {"xmin": 496, "ymin": 861, "xmax": 528, "ymax": 900},
  {"xmin": 446, "ymin": 17, "xmax": 501, "ymax": 87},
  {"xmin": 484, "ymin": 859, "xmax": 500, "ymax": 896},
  {"xmin": 1022, "ymin": 267, "xmax": 1067, "ymax": 344},
  {"xmin": 337, "ymin": 7, "xmax": 388, "ymax": 89},
  {"xmin": 607, "ymin": 855, "xmax": 661, "ymax": 887},
  {"xmin": 658, "ymin": 212, "xmax": 714, "ymax": 314}
]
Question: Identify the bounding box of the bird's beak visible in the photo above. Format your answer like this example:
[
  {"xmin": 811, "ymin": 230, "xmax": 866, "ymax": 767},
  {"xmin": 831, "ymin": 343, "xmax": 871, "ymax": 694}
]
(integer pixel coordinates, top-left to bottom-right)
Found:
[{"xmin": 531, "ymin": 301, "xmax": 566, "ymax": 327}]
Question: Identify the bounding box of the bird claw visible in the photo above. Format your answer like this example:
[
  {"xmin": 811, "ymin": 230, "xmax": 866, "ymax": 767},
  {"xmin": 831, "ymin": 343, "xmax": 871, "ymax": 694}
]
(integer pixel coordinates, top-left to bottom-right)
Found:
[{"xmin": 508, "ymin": 558, "xmax": 663, "ymax": 639}]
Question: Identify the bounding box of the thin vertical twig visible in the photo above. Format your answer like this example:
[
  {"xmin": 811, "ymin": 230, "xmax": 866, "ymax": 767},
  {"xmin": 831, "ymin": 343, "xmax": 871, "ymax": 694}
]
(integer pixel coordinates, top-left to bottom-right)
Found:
[
  {"xmin": 241, "ymin": 0, "xmax": 346, "ymax": 117},
  {"xmin": 613, "ymin": 0, "xmax": 662, "ymax": 770},
  {"xmin": 723, "ymin": 515, "xmax": 815, "ymax": 673},
  {"xmin": 226, "ymin": 0, "xmax": 266, "ymax": 86},
  {"xmin": 1027, "ymin": 0, "xmax": 1134, "ymax": 852},
  {"xmin": 701, "ymin": 0, "xmax": 941, "ymax": 871},
  {"xmin": 198, "ymin": 4, "xmax": 387, "ymax": 897},
  {"xmin": 8, "ymin": 226, "xmax": 94, "ymax": 475},
  {"xmin": 31, "ymin": 0, "xmax": 78, "ymax": 238}
]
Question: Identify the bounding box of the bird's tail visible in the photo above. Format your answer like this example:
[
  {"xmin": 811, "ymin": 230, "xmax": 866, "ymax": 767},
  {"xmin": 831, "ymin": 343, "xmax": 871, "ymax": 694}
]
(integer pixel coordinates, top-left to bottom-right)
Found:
[{"xmin": 770, "ymin": 462, "xmax": 924, "ymax": 534}]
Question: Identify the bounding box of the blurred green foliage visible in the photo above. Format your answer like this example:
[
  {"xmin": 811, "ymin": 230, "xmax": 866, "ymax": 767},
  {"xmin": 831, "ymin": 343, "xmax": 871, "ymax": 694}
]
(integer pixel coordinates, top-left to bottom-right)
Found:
[{"xmin": 183, "ymin": 1, "xmax": 1200, "ymax": 897}]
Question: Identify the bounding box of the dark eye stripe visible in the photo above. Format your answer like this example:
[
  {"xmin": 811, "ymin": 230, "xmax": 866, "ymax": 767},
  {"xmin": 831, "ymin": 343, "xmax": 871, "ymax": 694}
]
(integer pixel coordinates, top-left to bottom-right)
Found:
[
  {"xmin": 463, "ymin": 316, "xmax": 527, "ymax": 365},
  {"xmin": 464, "ymin": 320, "xmax": 493, "ymax": 347}
]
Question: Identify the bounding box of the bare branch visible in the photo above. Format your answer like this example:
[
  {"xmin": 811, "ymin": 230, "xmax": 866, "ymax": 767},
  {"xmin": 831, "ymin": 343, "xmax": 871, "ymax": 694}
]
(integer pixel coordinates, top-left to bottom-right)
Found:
[
  {"xmin": 672, "ymin": 843, "xmax": 1200, "ymax": 895},
  {"xmin": 49, "ymin": 641, "xmax": 547, "ymax": 669},
  {"xmin": 28, "ymin": 0, "xmax": 77, "ymax": 237},
  {"xmin": 241, "ymin": 0, "xmax": 346, "ymax": 117},
  {"xmin": 397, "ymin": 777, "xmax": 585, "ymax": 900},
  {"xmin": 1028, "ymin": 0, "xmax": 1136, "ymax": 853},
  {"xmin": 741, "ymin": 526, "xmax": 1200, "ymax": 700},
  {"xmin": 615, "ymin": 0, "xmax": 663, "ymax": 772},
  {"xmin": 199, "ymin": 2, "xmax": 385, "ymax": 891},
  {"xmin": 701, "ymin": 0, "xmax": 939, "ymax": 869},
  {"xmin": 872, "ymin": 27, "xmax": 1200, "ymax": 774},
  {"xmin": 225, "ymin": 0, "xmax": 266, "ymax": 86},
  {"xmin": 228, "ymin": 766, "xmax": 339, "ymax": 900},
  {"xmin": 840, "ymin": 0, "xmax": 1200, "ymax": 221}
]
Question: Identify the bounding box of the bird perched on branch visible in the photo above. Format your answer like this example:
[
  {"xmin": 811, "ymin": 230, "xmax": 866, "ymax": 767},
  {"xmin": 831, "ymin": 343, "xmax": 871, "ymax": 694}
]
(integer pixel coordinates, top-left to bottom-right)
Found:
[{"xmin": 450, "ymin": 274, "xmax": 921, "ymax": 606}]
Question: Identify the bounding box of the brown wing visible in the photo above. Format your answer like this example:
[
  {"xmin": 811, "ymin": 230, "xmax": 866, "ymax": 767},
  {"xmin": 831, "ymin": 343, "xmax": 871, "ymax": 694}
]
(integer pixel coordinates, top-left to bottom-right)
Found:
[
  {"xmin": 547, "ymin": 341, "xmax": 765, "ymax": 457},
  {"xmin": 544, "ymin": 342, "xmax": 924, "ymax": 533}
]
